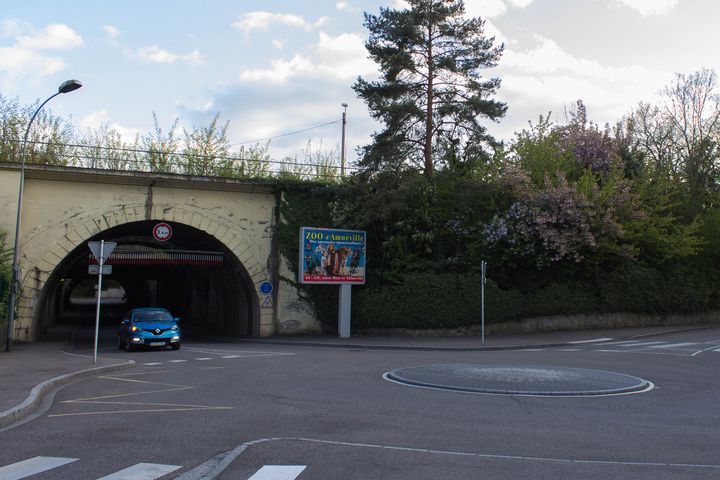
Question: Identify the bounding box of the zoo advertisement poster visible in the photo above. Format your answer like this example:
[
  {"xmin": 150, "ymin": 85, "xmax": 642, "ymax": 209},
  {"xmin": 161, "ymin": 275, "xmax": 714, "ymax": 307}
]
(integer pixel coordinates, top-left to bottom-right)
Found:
[{"xmin": 299, "ymin": 227, "xmax": 366, "ymax": 284}]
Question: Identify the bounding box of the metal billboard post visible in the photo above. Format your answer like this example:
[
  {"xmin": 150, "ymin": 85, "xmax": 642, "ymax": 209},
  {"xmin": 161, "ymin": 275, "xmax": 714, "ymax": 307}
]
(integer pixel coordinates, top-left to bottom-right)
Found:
[{"xmin": 339, "ymin": 284, "xmax": 352, "ymax": 338}]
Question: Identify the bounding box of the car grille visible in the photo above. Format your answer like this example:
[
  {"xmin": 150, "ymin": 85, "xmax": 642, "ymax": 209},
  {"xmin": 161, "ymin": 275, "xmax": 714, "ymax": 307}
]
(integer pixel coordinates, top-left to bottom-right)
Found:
[{"xmin": 142, "ymin": 328, "xmax": 172, "ymax": 336}]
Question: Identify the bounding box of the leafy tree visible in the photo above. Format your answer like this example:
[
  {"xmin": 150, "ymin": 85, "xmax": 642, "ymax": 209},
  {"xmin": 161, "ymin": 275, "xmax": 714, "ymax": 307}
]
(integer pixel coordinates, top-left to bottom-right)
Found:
[
  {"xmin": 625, "ymin": 68, "xmax": 720, "ymax": 218},
  {"xmin": 182, "ymin": 112, "xmax": 231, "ymax": 176},
  {"xmin": 0, "ymin": 93, "xmax": 74, "ymax": 166},
  {"xmin": 354, "ymin": 0, "xmax": 506, "ymax": 177},
  {"xmin": 140, "ymin": 113, "xmax": 180, "ymax": 173},
  {"xmin": 76, "ymin": 125, "xmax": 140, "ymax": 170}
]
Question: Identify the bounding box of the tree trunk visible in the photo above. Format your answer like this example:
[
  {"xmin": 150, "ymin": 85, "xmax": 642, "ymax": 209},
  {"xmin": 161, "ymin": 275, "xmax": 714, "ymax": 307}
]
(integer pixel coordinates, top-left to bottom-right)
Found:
[{"xmin": 424, "ymin": 23, "xmax": 434, "ymax": 178}]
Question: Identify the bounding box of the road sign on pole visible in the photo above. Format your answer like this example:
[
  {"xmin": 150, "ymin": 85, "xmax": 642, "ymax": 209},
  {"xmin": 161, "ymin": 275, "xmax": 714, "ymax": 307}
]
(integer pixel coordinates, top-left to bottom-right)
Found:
[
  {"xmin": 88, "ymin": 264, "xmax": 112, "ymax": 275},
  {"xmin": 88, "ymin": 241, "xmax": 116, "ymax": 263},
  {"xmin": 88, "ymin": 240, "xmax": 116, "ymax": 364}
]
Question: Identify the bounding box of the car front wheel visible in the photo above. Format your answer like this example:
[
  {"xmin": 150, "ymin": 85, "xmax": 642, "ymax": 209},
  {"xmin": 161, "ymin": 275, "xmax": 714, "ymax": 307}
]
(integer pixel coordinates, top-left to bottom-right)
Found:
[{"xmin": 171, "ymin": 343, "xmax": 180, "ymax": 351}]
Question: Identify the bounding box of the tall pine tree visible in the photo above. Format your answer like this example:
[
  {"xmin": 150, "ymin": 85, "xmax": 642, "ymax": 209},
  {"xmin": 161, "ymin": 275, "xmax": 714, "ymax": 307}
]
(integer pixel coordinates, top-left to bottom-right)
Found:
[{"xmin": 354, "ymin": 0, "xmax": 506, "ymax": 177}]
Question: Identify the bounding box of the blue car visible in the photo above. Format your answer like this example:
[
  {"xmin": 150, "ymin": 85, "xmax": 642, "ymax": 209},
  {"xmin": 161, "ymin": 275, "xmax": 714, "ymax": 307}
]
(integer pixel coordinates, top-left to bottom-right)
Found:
[{"xmin": 117, "ymin": 308, "xmax": 181, "ymax": 351}]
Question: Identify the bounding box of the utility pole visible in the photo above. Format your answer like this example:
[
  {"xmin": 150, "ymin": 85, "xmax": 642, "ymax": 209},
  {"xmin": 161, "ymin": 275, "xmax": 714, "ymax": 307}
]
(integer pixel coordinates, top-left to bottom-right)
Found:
[{"xmin": 341, "ymin": 103, "xmax": 348, "ymax": 176}]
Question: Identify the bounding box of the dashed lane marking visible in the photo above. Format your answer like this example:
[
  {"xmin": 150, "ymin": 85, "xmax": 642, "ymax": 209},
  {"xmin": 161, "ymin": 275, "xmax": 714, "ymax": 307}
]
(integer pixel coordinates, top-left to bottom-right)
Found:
[{"xmin": 568, "ymin": 338, "xmax": 613, "ymax": 344}]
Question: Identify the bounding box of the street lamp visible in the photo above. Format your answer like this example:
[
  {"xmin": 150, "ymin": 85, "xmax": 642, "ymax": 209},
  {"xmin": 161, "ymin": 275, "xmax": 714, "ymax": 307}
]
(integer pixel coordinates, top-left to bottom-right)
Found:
[
  {"xmin": 341, "ymin": 103, "xmax": 348, "ymax": 177},
  {"xmin": 5, "ymin": 79, "xmax": 82, "ymax": 351}
]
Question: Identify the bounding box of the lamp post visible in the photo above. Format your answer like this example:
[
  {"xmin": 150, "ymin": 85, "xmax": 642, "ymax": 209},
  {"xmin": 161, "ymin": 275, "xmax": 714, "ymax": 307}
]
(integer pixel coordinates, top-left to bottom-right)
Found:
[
  {"xmin": 5, "ymin": 79, "xmax": 82, "ymax": 351},
  {"xmin": 340, "ymin": 103, "xmax": 348, "ymax": 177}
]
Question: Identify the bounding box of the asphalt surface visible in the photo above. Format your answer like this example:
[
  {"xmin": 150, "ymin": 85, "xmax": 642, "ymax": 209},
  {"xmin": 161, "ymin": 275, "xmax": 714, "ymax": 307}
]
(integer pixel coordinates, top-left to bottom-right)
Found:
[
  {"xmin": 1, "ymin": 323, "xmax": 719, "ymax": 479},
  {"xmin": 1, "ymin": 324, "xmax": 708, "ymax": 427}
]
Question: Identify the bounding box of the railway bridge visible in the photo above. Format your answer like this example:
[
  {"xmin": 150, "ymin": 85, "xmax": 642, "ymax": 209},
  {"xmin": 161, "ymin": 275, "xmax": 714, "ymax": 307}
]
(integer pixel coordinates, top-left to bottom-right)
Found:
[{"xmin": 0, "ymin": 163, "xmax": 317, "ymax": 343}]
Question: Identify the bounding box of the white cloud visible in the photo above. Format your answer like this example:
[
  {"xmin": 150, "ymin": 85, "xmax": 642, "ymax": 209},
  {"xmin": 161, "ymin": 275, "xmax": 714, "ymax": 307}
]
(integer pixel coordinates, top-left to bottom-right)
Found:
[
  {"xmin": 241, "ymin": 54, "xmax": 316, "ymax": 84},
  {"xmin": 232, "ymin": 12, "xmax": 328, "ymax": 33},
  {"xmin": 240, "ymin": 31, "xmax": 375, "ymax": 84},
  {"xmin": 103, "ymin": 25, "xmax": 120, "ymax": 40},
  {"xmin": 126, "ymin": 46, "xmax": 203, "ymax": 66},
  {"xmin": 80, "ymin": 109, "xmax": 141, "ymax": 141},
  {"xmin": 612, "ymin": 0, "xmax": 678, "ymax": 16},
  {"xmin": 14, "ymin": 23, "xmax": 83, "ymax": 50},
  {"xmin": 0, "ymin": 21, "xmax": 83, "ymax": 81},
  {"xmin": 336, "ymin": 1, "xmax": 360, "ymax": 12},
  {"xmin": 491, "ymin": 35, "xmax": 672, "ymax": 139},
  {"xmin": 464, "ymin": 0, "xmax": 536, "ymax": 18}
]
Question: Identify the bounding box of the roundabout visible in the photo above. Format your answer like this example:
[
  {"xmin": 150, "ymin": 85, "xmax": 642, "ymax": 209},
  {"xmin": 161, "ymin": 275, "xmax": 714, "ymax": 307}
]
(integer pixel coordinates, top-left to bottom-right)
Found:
[{"xmin": 384, "ymin": 364, "xmax": 654, "ymax": 396}]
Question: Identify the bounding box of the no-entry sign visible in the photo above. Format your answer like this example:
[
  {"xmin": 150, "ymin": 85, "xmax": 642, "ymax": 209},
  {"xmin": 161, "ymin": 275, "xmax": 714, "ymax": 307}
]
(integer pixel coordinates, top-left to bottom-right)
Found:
[{"xmin": 153, "ymin": 222, "xmax": 173, "ymax": 241}]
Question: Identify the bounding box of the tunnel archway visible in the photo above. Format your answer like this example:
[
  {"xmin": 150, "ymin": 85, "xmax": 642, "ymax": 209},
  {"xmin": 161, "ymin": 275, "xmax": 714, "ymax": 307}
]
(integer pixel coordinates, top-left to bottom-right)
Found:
[{"xmin": 35, "ymin": 220, "xmax": 260, "ymax": 339}]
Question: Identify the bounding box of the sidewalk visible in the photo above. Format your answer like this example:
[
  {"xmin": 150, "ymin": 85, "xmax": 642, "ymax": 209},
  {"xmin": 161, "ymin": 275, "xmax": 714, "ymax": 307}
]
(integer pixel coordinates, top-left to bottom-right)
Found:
[
  {"xmin": 0, "ymin": 340, "xmax": 134, "ymax": 429},
  {"xmin": 1, "ymin": 324, "xmax": 717, "ymax": 429}
]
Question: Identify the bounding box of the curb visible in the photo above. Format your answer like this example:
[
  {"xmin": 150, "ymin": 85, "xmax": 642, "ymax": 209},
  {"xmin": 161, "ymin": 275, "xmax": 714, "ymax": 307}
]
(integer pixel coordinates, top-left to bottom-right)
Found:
[{"xmin": 0, "ymin": 359, "xmax": 135, "ymax": 429}]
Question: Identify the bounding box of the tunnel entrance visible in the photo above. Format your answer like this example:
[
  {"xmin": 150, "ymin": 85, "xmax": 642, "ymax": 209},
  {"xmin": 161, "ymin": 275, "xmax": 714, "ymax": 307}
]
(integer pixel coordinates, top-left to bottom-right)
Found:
[{"xmin": 36, "ymin": 220, "xmax": 259, "ymax": 340}]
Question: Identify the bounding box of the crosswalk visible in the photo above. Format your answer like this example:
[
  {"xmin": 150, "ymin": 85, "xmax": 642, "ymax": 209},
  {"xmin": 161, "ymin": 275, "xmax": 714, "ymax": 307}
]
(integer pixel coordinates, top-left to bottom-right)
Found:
[
  {"xmin": 528, "ymin": 338, "xmax": 720, "ymax": 356},
  {"xmin": 0, "ymin": 456, "xmax": 307, "ymax": 480}
]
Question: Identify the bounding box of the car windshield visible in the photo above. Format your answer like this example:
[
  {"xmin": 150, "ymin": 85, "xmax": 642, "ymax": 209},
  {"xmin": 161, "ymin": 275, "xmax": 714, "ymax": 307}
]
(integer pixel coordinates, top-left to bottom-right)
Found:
[{"xmin": 134, "ymin": 310, "xmax": 173, "ymax": 322}]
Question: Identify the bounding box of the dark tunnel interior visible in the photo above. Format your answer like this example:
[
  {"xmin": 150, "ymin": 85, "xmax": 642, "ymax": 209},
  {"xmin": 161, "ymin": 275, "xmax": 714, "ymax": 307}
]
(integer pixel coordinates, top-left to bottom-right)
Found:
[{"xmin": 35, "ymin": 220, "xmax": 259, "ymax": 341}]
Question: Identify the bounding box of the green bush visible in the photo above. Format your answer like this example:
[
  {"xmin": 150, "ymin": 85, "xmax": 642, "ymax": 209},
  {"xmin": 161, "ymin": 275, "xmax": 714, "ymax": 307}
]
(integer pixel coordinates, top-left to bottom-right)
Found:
[{"xmin": 351, "ymin": 273, "xmax": 599, "ymax": 330}]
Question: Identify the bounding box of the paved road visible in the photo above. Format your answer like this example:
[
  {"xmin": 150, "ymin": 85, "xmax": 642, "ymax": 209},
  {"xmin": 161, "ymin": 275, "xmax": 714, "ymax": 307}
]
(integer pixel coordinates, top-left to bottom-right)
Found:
[{"xmin": 1, "ymin": 327, "xmax": 719, "ymax": 479}]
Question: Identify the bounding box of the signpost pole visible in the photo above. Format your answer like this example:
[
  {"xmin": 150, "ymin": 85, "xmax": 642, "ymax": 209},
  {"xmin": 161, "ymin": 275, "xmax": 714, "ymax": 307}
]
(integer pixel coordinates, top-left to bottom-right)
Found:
[
  {"xmin": 338, "ymin": 284, "xmax": 351, "ymax": 338},
  {"xmin": 93, "ymin": 240, "xmax": 105, "ymax": 364},
  {"xmin": 481, "ymin": 261, "xmax": 486, "ymax": 346}
]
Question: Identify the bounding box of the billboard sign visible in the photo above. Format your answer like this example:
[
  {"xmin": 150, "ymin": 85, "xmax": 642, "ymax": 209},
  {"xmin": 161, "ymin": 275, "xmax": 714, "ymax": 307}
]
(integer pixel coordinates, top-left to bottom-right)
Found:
[{"xmin": 299, "ymin": 227, "xmax": 366, "ymax": 284}]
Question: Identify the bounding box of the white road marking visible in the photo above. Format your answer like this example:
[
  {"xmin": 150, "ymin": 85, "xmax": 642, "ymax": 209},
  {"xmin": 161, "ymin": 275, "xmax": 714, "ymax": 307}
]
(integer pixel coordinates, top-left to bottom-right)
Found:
[
  {"xmin": 169, "ymin": 359, "xmax": 187, "ymax": 363},
  {"xmin": 596, "ymin": 340, "xmax": 652, "ymax": 346},
  {"xmin": 195, "ymin": 357, "xmax": 213, "ymax": 361},
  {"xmin": 615, "ymin": 341, "xmax": 666, "ymax": 347},
  {"xmin": 222, "ymin": 355, "xmax": 241, "ymax": 359},
  {"xmin": 96, "ymin": 462, "xmax": 181, "ymax": 479},
  {"xmin": 0, "ymin": 456, "xmax": 77, "ymax": 479},
  {"xmin": 142, "ymin": 362, "xmax": 163, "ymax": 366},
  {"xmin": 247, "ymin": 465, "xmax": 307, "ymax": 480},
  {"xmin": 184, "ymin": 347, "xmax": 294, "ymax": 357},
  {"xmin": 568, "ymin": 338, "xmax": 613, "ymax": 344},
  {"xmin": 648, "ymin": 342, "xmax": 697, "ymax": 349},
  {"xmin": 557, "ymin": 349, "xmax": 581, "ymax": 352}
]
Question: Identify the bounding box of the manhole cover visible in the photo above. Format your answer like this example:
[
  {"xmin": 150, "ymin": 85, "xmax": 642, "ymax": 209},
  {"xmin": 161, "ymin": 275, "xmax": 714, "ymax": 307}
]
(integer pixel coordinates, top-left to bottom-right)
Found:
[{"xmin": 384, "ymin": 364, "xmax": 653, "ymax": 396}]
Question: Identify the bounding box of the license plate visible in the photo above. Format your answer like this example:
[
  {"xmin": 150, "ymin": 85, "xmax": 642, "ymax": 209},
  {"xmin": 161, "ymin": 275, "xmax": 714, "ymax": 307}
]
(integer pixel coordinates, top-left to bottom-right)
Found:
[{"xmin": 150, "ymin": 342, "xmax": 166, "ymax": 346}]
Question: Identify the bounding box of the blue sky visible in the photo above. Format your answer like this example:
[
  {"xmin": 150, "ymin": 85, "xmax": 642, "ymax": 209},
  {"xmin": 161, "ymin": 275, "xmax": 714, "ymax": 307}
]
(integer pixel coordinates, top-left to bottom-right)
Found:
[{"xmin": 1, "ymin": 0, "xmax": 717, "ymax": 164}]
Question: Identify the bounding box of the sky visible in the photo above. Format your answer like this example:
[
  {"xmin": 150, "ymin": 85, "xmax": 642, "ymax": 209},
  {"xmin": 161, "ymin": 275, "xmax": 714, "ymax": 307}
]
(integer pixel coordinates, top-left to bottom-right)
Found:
[{"xmin": 1, "ymin": 0, "xmax": 718, "ymax": 167}]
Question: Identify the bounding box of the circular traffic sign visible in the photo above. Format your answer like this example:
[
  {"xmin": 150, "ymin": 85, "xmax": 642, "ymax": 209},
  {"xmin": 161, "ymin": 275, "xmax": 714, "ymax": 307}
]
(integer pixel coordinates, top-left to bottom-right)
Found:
[
  {"xmin": 152, "ymin": 222, "xmax": 173, "ymax": 242},
  {"xmin": 259, "ymin": 281, "xmax": 273, "ymax": 294}
]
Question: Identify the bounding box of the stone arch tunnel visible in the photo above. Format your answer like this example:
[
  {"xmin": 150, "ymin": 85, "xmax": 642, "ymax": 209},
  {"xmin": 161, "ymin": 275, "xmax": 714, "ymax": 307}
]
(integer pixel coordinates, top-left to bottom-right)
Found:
[
  {"xmin": 0, "ymin": 164, "xmax": 319, "ymax": 344},
  {"xmin": 36, "ymin": 220, "xmax": 259, "ymax": 339}
]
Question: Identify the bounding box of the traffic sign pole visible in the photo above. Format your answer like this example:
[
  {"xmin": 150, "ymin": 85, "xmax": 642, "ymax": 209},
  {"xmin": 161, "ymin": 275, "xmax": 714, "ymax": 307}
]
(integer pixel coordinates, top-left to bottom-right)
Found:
[
  {"xmin": 481, "ymin": 261, "xmax": 487, "ymax": 346},
  {"xmin": 93, "ymin": 240, "xmax": 105, "ymax": 364}
]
